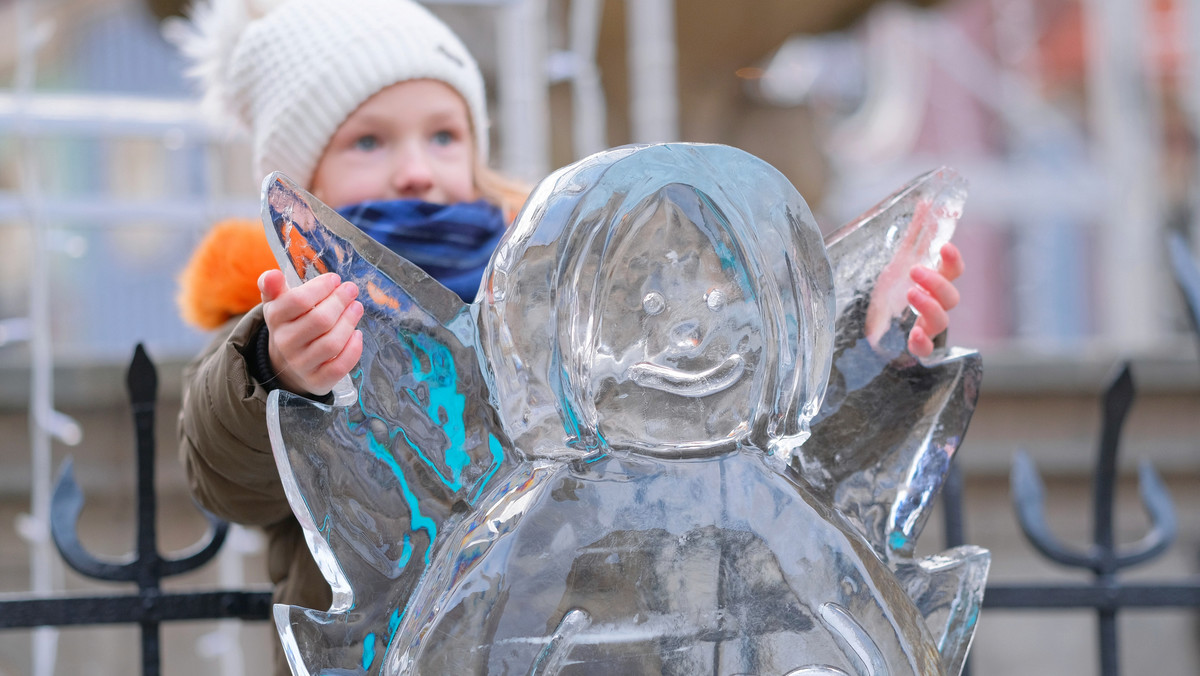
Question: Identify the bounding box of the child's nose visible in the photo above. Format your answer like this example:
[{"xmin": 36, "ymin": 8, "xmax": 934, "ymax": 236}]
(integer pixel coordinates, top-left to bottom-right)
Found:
[{"xmin": 391, "ymin": 148, "xmax": 434, "ymax": 197}]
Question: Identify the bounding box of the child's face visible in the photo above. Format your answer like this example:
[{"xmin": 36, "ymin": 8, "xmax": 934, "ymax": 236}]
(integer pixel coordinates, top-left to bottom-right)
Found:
[{"xmin": 310, "ymin": 79, "xmax": 478, "ymax": 209}]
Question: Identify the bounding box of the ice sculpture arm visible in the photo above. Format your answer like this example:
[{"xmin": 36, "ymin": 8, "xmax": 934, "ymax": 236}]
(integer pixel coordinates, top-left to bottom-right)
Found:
[
  {"xmin": 259, "ymin": 173, "xmax": 515, "ymax": 676},
  {"xmin": 817, "ymin": 167, "xmax": 965, "ymax": 405},
  {"xmin": 853, "ymin": 185, "xmax": 964, "ymax": 358},
  {"xmin": 796, "ymin": 170, "xmax": 986, "ymax": 676},
  {"xmin": 801, "ymin": 167, "xmax": 979, "ymax": 505}
]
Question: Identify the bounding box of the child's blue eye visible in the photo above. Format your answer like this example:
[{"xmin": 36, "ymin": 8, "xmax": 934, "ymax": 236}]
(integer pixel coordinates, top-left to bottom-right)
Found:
[
  {"xmin": 432, "ymin": 130, "xmax": 454, "ymax": 146},
  {"xmin": 354, "ymin": 135, "xmax": 380, "ymax": 151}
]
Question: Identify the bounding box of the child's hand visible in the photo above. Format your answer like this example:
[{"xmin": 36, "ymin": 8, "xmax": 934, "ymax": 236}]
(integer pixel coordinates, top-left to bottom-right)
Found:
[
  {"xmin": 905, "ymin": 242, "xmax": 963, "ymax": 358},
  {"xmin": 258, "ymin": 270, "xmax": 364, "ymax": 396}
]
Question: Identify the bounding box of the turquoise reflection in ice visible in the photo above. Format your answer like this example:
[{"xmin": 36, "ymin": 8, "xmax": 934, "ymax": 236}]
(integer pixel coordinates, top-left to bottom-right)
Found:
[
  {"xmin": 261, "ymin": 145, "xmax": 987, "ymax": 676},
  {"xmin": 263, "ymin": 175, "xmax": 513, "ymax": 674}
]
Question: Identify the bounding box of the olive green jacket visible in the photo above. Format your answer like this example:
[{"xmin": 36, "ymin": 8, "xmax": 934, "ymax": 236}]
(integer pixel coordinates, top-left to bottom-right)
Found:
[{"xmin": 178, "ymin": 306, "xmax": 331, "ymax": 675}]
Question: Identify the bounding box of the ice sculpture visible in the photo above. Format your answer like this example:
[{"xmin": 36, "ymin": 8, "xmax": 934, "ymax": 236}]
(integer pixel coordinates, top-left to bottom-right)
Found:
[{"xmin": 261, "ymin": 144, "xmax": 987, "ymax": 676}]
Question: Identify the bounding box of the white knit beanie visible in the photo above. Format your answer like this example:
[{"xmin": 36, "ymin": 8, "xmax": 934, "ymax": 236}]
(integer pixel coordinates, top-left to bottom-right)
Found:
[{"xmin": 169, "ymin": 0, "xmax": 489, "ymax": 188}]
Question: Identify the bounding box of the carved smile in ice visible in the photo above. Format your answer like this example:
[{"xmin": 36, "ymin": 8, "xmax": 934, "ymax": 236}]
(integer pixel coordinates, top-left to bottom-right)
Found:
[{"xmin": 627, "ymin": 352, "xmax": 745, "ymax": 397}]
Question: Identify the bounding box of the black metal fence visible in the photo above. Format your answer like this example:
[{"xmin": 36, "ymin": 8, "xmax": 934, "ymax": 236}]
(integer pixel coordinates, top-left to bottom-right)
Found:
[
  {"xmin": 3, "ymin": 235, "xmax": 1200, "ymax": 674},
  {"xmin": 942, "ymin": 361, "xmax": 1200, "ymax": 676},
  {"xmin": 3, "ymin": 345, "xmax": 1197, "ymax": 675},
  {"xmin": 0, "ymin": 346, "xmax": 272, "ymax": 676}
]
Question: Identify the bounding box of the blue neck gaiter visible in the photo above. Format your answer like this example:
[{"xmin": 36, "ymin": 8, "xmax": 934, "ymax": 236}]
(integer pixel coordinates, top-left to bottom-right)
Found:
[{"xmin": 337, "ymin": 199, "xmax": 506, "ymax": 302}]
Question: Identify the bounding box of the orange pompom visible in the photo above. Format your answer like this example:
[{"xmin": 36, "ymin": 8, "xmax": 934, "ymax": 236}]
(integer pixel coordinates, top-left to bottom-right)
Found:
[{"xmin": 177, "ymin": 218, "xmax": 277, "ymax": 330}]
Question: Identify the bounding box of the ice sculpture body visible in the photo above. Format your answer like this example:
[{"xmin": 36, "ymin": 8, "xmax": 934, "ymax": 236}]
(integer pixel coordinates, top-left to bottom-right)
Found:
[{"xmin": 261, "ymin": 144, "xmax": 987, "ymax": 676}]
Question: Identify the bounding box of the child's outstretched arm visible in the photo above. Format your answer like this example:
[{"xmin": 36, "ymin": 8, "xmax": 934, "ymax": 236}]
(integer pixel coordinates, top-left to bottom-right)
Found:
[
  {"xmin": 905, "ymin": 242, "xmax": 963, "ymax": 357},
  {"xmin": 258, "ymin": 269, "xmax": 364, "ymax": 396}
]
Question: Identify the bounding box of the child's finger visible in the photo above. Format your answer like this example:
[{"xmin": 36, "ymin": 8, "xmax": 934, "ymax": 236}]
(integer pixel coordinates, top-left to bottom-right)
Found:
[
  {"xmin": 909, "ymin": 265, "xmax": 960, "ymax": 312},
  {"xmin": 907, "ymin": 285, "xmax": 949, "ymax": 337},
  {"xmin": 301, "ymin": 280, "xmax": 359, "ymax": 336},
  {"xmin": 267, "ymin": 273, "xmax": 344, "ymax": 324},
  {"xmin": 258, "ymin": 269, "xmax": 287, "ymax": 303},
  {"xmin": 907, "ymin": 325, "xmax": 934, "ymax": 358},
  {"xmin": 938, "ymin": 242, "xmax": 965, "ymax": 282},
  {"xmin": 275, "ymin": 281, "xmax": 359, "ymax": 354},
  {"xmin": 310, "ymin": 330, "xmax": 364, "ymax": 392},
  {"xmin": 269, "ymin": 297, "xmax": 363, "ymax": 395},
  {"xmin": 300, "ymin": 301, "xmax": 364, "ymax": 372}
]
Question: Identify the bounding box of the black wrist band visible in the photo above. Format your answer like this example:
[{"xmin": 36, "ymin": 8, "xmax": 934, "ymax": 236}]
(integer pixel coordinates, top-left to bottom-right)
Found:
[
  {"xmin": 252, "ymin": 323, "xmax": 280, "ymax": 392},
  {"xmin": 252, "ymin": 321, "xmax": 338, "ymax": 404}
]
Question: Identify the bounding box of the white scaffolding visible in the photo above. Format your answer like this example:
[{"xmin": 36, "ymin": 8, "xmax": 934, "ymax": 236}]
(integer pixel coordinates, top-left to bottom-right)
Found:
[{"xmin": 0, "ymin": 0, "xmax": 677, "ymax": 672}]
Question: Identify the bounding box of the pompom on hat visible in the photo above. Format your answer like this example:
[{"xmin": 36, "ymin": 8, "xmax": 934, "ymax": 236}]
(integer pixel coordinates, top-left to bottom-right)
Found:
[{"xmin": 167, "ymin": 0, "xmax": 489, "ymax": 188}]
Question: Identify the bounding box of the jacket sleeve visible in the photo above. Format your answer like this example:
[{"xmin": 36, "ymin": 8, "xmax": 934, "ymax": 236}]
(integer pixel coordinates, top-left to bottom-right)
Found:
[{"xmin": 178, "ymin": 306, "xmax": 294, "ymax": 526}]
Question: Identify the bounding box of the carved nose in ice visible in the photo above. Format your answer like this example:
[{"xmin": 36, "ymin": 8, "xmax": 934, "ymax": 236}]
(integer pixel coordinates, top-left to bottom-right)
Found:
[{"xmin": 668, "ymin": 319, "xmax": 702, "ymax": 350}]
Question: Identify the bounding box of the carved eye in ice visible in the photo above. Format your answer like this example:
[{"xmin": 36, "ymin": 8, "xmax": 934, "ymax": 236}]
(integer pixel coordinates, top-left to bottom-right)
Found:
[
  {"xmin": 641, "ymin": 291, "xmax": 665, "ymax": 315},
  {"xmin": 587, "ymin": 184, "xmax": 764, "ymax": 454}
]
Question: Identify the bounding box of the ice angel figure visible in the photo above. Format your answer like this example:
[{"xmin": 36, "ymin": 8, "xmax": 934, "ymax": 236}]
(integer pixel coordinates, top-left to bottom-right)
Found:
[{"xmin": 261, "ymin": 144, "xmax": 988, "ymax": 676}]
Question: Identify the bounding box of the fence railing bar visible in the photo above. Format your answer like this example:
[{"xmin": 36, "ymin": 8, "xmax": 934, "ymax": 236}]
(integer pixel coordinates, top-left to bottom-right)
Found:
[
  {"xmin": 0, "ymin": 591, "xmax": 273, "ymax": 629},
  {"xmin": 982, "ymin": 582, "xmax": 1200, "ymax": 609}
]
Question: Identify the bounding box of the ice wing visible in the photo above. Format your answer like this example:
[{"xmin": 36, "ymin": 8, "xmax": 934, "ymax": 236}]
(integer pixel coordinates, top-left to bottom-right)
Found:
[
  {"xmin": 801, "ymin": 167, "xmax": 974, "ymax": 510},
  {"xmin": 260, "ymin": 173, "xmax": 515, "ymax": 676},
  {"xmin": 797, "ymin": 168, "xmax": 987, "ymax": 675}
]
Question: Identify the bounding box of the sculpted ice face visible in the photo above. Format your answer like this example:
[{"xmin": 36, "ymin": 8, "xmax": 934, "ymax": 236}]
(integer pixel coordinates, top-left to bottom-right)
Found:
[
  {"xmin": 587, "ymin": 184, "xmax": 765, "ymax": 452},
  {"xmin": 480, "ymin": 145, "xmax": 835, "ymax": 460}
]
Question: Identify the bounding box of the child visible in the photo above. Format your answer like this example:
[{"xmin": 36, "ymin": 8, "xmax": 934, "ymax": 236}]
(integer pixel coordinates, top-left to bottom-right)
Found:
[
  {"xmin": 171, "ymin": 0, "xmax": 526, "ymax": 672},
  {"xmin": 171, "ymin": 0, "xmax": 962, "ymax": 672}
]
